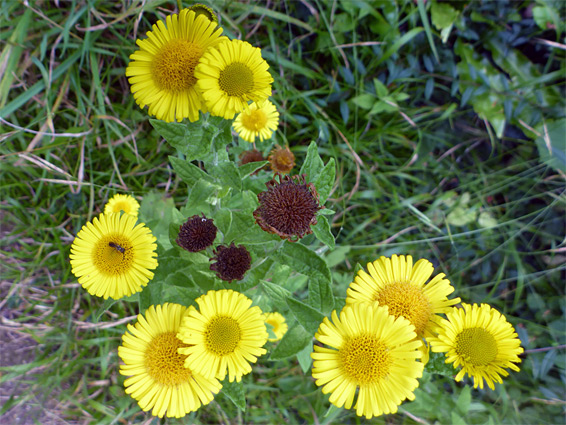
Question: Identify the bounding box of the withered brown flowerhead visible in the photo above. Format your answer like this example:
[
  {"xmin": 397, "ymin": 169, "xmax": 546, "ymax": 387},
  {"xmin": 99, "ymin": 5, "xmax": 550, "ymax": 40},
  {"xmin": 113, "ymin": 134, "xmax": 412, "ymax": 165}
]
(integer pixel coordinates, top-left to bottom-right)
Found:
[
  {"xmin": 176, "ymin": 214, "xmax": 217, "ymax": 252},
  {"xmin": 253, "ymin": 174, "xmax": 321, "ymax": 242},
  {"xmin": 268, "ymin": 145, "xmax": 295, "ymax": 174},
  {"xmin": 240, "ymin": 149, "xmax": 266, "ymax": 165},
  {"xmin": 210, "ymin": 242, "xmax": 252, "ymax": 282}
]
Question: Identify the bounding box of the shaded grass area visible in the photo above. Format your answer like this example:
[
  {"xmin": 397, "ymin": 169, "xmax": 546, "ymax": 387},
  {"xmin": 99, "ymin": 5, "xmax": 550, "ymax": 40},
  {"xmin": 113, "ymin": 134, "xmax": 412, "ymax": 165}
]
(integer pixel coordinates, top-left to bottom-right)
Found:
[{"xmin": 1, "ymin": 0, "xmax": 565, "ymax": 424}]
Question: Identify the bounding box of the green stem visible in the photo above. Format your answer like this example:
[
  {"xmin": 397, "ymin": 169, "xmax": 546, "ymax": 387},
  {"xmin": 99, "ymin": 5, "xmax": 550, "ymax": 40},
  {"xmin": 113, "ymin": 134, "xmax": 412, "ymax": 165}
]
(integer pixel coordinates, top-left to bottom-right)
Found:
[{"xmin": 176, "ymin": 0, "xmax": 183, "ymax": 12}]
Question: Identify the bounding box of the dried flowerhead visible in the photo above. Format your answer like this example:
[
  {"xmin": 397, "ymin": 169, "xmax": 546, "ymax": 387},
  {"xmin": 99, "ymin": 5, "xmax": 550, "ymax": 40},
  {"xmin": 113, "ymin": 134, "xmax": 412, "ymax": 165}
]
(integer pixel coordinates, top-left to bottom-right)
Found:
[
  {"xmin": 253, "ymin": 174, "xmax": 321, "ymax": 242},
  {"xmin": 177, "ymin": 214, "xmax": 218, "ymax": 253},
  {"xmin": 210, "ymin": 242, "xmax": 252, "ymax": 282},
  {"xmin": 268, "ymin": 145, "xmax": 295, "ymax": 174}
]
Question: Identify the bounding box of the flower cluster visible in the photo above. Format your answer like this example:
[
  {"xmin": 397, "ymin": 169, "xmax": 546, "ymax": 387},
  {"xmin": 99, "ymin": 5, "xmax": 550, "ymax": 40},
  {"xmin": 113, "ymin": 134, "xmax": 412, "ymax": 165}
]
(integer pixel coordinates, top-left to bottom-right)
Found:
[
  {"xmin": 118, "ymin": 290, "xmax": 269, "ymax": 418},
  {"xmin": 67, "ymin": 4, "xmax": 526, "ymax": 422},
  {"xmin": 126, "ymin": 5, "xmax": 279, "ymax": 144},
  {"xmin": 311, "ymin": 254, "xmax": 524, "ymax": 418}
]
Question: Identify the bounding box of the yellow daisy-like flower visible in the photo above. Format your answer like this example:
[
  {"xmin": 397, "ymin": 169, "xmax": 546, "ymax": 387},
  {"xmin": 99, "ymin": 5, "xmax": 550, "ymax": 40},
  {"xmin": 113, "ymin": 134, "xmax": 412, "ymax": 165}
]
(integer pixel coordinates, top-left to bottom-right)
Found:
[
  {"xmin": 126, "ymin": 9, "xmax": 226, "ymax": 122},
  {"xmin": 177, "ymin": 289, "xmax": 268, "ymax": 383},
  {"xmin": 346, "ymin": 254, "xmax": 461, "ymax": 339},
  {"xmin": 428, "ymin": 303, "xmax": 524, "ymax": 390},
  {"xmin": 118, "ymin": 303, "xmax": 222, "ymax": 418},
  {"xmin": 264, "ymin": 312, "xmax": 288, "ymax": 342},
  {"xmin": 69, "ymin": 213, "xmax": 158, "ymax": 299},
  {"xmin": 233, "ymin": 100, "xmax": 279, "ymax": 143},
  {"xmin": 195, "ymin": 39, "xmax": 273, "ymax": 119},
  {"xmin": 311, "ymin": 303, "xmax": 424, "ymax": 419},
  {"xmin": 103, "ymin": 194, "xmax": 140, "ymax": 218}
]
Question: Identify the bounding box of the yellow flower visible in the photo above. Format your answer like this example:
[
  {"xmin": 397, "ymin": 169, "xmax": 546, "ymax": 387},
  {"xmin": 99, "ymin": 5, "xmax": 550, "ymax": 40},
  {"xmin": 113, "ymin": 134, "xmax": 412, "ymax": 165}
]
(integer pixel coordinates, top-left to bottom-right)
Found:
[
  {"xmin": 69, "ymin": 213, "xmax": 158, "ymax": 299},
  {"xmin": 346, "ymin": 254, "xmax": 460, "ymax": 339},
  {"xmin": 126, "ymin": 9, "xmax": 225, "ymax": 122},
  {"xmin": 177, "ymin": 289, "xmax": 268, "ymax": 382},
  {"xmin": 428, "ymin": 303, "xmax": 524, "ymax": 390},
  {"xmin": 103, "ymin": 194, "xmax": 140, "ymax": 218},
  {"xmin": 195, "ymin": 39, "xmax": 273, "ymax": 119},
  {"xmin": 118, "ymin": 304, "xmax": 222, "ymax": 418},
  {"xmin": 311, "ymin": 303, "xmax": 424, "ymax": 419},
  {"xmin": 263, "ymin": 312, "xmax": 288, "ymax": 342},
  {"xmin": 233, "ymin": 100, "xmax": 279, "ymax": 142}
]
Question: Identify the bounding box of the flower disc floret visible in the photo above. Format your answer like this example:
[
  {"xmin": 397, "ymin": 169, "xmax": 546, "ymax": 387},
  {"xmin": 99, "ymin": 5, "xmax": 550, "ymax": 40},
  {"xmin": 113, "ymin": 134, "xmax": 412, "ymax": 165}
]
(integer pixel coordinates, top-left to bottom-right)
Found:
[
  {"xmin": 126, "ymin": 9, "xmax": 226, "ymax": 122},
  {"xmin": 427, "ymin": 303, "xmax": 523, "ymax": 390},
  {"xmin": 119, "ymin": 304, "xmax": 222, "ymax": 418},
  {"xmin": 69, "ymin": 212, "xmax": 158, "ymax": 299},
  {"xmin": 104, "ymin": 194, "xmax": 140, "ymax": 218},
  {"xmin": 233, "ymin": 100, "xmax": 279, "ymax": 142},
  {"xmin": 263, "ymin": 312, "xmax": 288, "ymax": 342},
  {"xmin": 312, "ymin": 303, "xmax": 424, "ymax": 419},
  {"xmin": 346, "ymin": 254, "xmax": 460, "ymax": 338},
  {"xmin": 177, "ymin": 289, "xmax": 268, "ymax": 382},
  {"xmin": 195, "ymin": 39, "xmax": 273, "ymax": 119}
]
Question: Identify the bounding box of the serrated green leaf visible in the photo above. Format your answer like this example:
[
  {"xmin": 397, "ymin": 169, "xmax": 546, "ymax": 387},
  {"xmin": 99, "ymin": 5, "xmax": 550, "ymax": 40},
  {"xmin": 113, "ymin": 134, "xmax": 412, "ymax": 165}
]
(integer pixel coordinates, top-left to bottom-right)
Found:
[
  {"xmin": 314, "ymin": 158, "xmax": 335, "ymax": 203},
  {"xmin": 169, "ymin": 156, "xmax": 212, "ymax": 187},
  {"xmin": 299, "ymin": 141, "xmax": 324, "ymax": 182},
  {"xmin": 239, "ymin": 160, "xmax": 269, "ymax": 178},
  {"xmin": 261, "ymin": 280, "xmax": 292, "ymax": 308},
  {"xmin": 273, "ymin": 242, "xmax": 331, "ymax": 285},
  {"xmin": 221, "ymin": 379, "xmax": 246, "ymax": 411},
  {"xmin": 269, "ymin": 324, "xmax": 313, "ymax": 360},
  {"xmin": 312, "ymin": 215, "xmax": 335, "ymax": 249},
  {"xmin": 150, "ymin": 120, "xmax": 210, "ymax": 160},
  {"xmin": 287, "ymin": 297, "xmax": 325, "ymax": 335},
  {"xmin": 215, "ymin": 208, "xmax": 232, "ymax": 237},
  {"xmin": 308, "ymin": 277, "xmax": 335, "ymax": 315},
  {"xmin": 210, "ymin": 161, "xmax": 242, "ymax": 191}
]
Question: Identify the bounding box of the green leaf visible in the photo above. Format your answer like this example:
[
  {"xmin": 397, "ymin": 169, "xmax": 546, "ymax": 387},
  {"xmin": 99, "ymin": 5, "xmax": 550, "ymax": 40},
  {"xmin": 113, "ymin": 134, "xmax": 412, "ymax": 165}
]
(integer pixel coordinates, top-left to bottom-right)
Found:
[
  {"xmin": 314, "ymin": 158, "xmax": 335, "ymax": 204},
  {"xmin": 181, "ymin": 179, "xmax": 218, "ymax": 216},
  {"xmin": 150, "ymin": 120, "xmax": 210, "ymax": 160},
  {"xmin": 273, "ymin": 242, "xmax": 332, "ymax": 286},
  {"xmin": 239, "ymin": 160, "xmax": 269, "ymax": 178},
  {"xmin": 269, "ymin": 324, "xmax": 313, "ymax": 360},
  {"xmin": 312, "ymin": 215, "xmax": 335, "ymax": 249},
  {"xmin": 221, "ymin": 379, "xmax": 246, "ymax": 411},
  {"xmin": 430, "ymin": 1, "xmax": 459, "ymax": 31},
  {"xmin": 308, "ymin": 277, "xmax": 335, "ymax": 315},
  {"xmin": 296, "ymin": 341, "xmax": 313, "ymax": 374},
  {"xmin": 535, "ymin": 120, "xmax": 566, "ymax": 173},
  {"xmin": 456, "ymin": 385, "xmax": 472, "ymax": 416},
  {"xmin": 299, "ymin": 141, "xmax": 324, "ymax": 182},
  {"xmin": 261, "ymin": 280, "xmax": 292, "ymax": 308},
  {"xmin": 210, "ymin": 161, "xmax": 242, "ymax": 191},
  {"xmin": 351, "ymin": 93, "xmax": 375, "ymax": 110},
  {"xmin": 286, "ymin": 297, "xmax": 325, "ymax": 335},
  {"xmin": 215, "ymin": 208, "xmax": 232, "ymax": 236},
  {"xmin": 169, "ymin": 156, "xmax": 212, "ymax": 187}
]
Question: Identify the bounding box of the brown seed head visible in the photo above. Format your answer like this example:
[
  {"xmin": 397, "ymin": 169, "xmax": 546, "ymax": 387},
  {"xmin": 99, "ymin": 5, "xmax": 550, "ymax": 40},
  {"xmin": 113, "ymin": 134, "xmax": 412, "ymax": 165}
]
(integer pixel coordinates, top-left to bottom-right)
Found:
[
  {"xmin": 253, "ymin": 174, "xmax": 321, "ymax": 242},
  {"xmin": 240, "ymin": 149, "xmax": 266, "ymax": 166},
  {"xmin": 210, "ymin": 242, "xmax": 252, "ymax": 282},
  {"xmin": 268, "ymin": 145, "xmax": 295, "ymax": 174},
  {"xmin": 176, "ymin": 214, "xmax": 217, "ymax": 252}
]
